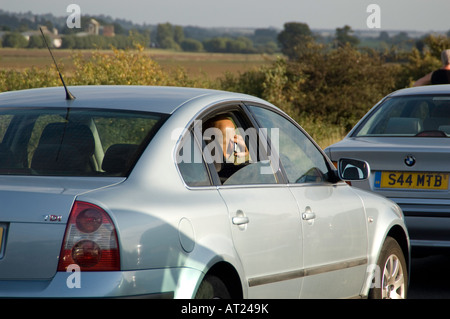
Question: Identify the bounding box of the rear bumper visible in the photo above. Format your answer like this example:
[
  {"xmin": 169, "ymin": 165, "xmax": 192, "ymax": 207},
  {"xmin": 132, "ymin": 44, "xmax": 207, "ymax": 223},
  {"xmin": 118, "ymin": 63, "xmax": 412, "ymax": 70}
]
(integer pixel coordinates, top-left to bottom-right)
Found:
[{"xmin": 0, "ymin": 267, "xmax": 203, "ymax": 298}]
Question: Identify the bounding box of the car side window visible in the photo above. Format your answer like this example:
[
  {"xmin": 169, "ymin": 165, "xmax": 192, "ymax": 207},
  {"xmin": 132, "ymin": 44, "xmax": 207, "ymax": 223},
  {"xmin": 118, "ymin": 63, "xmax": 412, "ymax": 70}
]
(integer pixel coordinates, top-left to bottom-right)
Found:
[
  {"xmin": 176, "ymin": 130, "xmax": 211, "ymax": 187},
  {"xmin": 248, "ymin": 105, "xmax": 330, "ymax": 184},
  {"xmin": 200, "ymin": 109, "xmax": 278, "ymax": 185}
]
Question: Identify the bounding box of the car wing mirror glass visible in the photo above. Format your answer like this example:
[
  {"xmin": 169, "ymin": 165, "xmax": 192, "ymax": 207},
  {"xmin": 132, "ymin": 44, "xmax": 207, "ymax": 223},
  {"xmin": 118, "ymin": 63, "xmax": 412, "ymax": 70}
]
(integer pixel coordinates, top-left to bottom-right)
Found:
[{"xmin": 338, "ymin": 158, "xmax": 370, "ymax": 181}]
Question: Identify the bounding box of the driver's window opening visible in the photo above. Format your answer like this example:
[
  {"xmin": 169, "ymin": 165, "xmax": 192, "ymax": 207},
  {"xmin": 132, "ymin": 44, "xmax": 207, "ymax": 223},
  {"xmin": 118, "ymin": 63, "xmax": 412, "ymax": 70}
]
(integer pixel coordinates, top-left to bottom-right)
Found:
[
  {"xmin": 203, "ymin": 114, "xmax": 250, "ymax": 165},
  {"xmin": 201, "ymin": 110, "xmax": 277, "ymax": 185}
]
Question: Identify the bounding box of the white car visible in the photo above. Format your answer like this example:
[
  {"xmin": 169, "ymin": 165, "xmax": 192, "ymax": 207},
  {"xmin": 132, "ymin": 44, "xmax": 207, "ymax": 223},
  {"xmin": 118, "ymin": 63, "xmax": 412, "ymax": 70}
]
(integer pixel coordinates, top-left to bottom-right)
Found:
[{"xmin": 0, "ymin": 85, "xmax": 409, "ymax": 298}]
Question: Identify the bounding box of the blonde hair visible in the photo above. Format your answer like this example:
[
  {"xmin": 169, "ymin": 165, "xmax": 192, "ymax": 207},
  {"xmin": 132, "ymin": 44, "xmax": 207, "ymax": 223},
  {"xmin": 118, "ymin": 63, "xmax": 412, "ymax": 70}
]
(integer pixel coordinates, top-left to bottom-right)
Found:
[{"xmin": 441, "ymin": 49, "xmax": 450, "ymax": 66}]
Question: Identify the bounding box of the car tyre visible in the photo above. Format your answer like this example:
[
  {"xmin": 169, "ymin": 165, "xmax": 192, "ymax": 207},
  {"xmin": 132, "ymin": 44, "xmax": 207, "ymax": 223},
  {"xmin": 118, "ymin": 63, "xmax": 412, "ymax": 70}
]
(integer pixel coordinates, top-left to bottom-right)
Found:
[
  {"xmin": 195, "ymin": 275, "xmax": 231, "ymax": 299},
  {"xmin": 369, "ymin": 236, "xmax": 407, "ymax": 299}
]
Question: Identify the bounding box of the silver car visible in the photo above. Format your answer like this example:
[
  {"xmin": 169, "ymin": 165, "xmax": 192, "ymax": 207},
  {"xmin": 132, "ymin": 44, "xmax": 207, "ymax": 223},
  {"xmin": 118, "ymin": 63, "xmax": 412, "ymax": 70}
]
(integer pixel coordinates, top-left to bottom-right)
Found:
[
  {"xmin": 325, "ymin": 85, "xmax": 450, "ymax": 254},
  {"xmin": 0, "ymin": 85, "xmax": 409, "ymax": 299}
]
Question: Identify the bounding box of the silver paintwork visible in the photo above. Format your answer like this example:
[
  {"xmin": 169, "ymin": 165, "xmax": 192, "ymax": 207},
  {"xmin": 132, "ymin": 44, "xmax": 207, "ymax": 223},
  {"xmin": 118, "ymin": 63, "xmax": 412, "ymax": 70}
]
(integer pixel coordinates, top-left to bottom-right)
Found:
[
  {"xmin": 325, "ymin": 84, "xmax": 450, "ymax": 250},
  {"xmin": 0, "ymin": 85, "xmax": 409, "ymax": 298}
]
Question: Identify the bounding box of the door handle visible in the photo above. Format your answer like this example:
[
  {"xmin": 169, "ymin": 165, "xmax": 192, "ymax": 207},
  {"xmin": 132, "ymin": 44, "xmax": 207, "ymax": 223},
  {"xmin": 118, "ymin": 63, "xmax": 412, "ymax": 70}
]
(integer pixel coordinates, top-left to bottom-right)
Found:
[
  {"xmin": 232, "ymin": 216, "xmax": 249, "ymax": 225},
  {"xmin": 232, "ymin": 210, "xmax": 249, "ymax": 227},
  {"xmin": 302, "ymin": 206, "xmax": 316, "ymax": 221}
]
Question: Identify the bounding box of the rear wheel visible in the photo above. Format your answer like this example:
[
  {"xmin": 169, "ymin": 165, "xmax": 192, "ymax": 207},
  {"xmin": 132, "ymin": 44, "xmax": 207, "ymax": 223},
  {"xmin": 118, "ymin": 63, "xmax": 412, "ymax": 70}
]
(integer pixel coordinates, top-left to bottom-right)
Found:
[
  {"xmin": 195, "ymin": 275, "xmax": 231, "ymax": 299},
  {"xmin": 370, "ymin": 236, "xmax": 408, "ymax": 299}
]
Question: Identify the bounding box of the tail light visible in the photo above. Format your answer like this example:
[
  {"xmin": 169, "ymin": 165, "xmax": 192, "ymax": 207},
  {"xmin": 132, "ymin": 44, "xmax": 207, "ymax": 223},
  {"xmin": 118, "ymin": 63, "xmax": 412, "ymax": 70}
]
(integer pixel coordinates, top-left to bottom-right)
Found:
[{"xmin": 58, "ymin": 201, "xmax": 120, "ymax": 271}]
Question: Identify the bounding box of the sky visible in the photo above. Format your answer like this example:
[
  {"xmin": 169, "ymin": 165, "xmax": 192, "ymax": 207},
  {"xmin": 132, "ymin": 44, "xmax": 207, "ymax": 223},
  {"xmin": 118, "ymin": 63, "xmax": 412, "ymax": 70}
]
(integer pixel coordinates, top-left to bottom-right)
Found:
[{"xmin": 2, "ymin": 0, "xmax": 450, "ymax": 32}]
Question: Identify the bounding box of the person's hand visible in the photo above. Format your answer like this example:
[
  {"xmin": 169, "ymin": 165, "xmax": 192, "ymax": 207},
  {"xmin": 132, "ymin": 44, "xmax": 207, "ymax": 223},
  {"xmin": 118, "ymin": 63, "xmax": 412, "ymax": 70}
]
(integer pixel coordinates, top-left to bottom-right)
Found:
[
  {"xmin": 225, "ymin": 134, "xmax": 249, "ymax": 164},
  {"xmin": 232, "ymin": 135, "xmax": 247, "ymax": 158}
]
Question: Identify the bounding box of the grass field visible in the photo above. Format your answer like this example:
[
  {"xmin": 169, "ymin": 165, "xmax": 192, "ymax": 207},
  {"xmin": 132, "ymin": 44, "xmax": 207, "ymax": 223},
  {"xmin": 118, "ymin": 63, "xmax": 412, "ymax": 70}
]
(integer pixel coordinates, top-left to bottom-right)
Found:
[{"xmin": 0, "ymin": 48, "xmax": 277, "ymax": 81}]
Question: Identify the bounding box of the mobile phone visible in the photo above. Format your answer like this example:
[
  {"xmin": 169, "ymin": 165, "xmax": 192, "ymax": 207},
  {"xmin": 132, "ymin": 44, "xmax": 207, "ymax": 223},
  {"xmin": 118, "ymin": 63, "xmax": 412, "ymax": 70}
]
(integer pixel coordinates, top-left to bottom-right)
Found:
[{"xmin": 233, "ymin": 141, "xmax": 238, "ymax": 164}]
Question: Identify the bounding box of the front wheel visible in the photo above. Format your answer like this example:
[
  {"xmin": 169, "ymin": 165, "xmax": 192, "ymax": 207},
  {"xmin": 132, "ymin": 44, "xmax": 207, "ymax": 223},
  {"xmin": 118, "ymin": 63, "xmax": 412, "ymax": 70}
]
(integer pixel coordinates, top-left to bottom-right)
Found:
[
  {"xmin": 369, "ymin": 236, "xmax": 408, "ymax": 299},
  {"xmin": 195, "ymin": 275, "xmax": 231, "ymax": 299}
]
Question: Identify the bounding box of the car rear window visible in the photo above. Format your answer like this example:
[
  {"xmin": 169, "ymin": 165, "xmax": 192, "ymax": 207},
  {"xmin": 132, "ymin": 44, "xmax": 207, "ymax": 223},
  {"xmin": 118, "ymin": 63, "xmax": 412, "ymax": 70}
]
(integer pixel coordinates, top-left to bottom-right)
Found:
[
  {"xmin": 354, "ymin": 95, "xmax": 450, "ymax": 137},
  {"xmin": 0, "ymin": 108, "xmax": 166, "ymax": 176}
]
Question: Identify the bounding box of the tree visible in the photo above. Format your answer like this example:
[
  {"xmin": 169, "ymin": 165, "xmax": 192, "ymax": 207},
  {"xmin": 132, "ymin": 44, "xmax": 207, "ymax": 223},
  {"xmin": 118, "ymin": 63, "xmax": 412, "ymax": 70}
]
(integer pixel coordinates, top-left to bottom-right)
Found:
[
  {"xmin": 203, "ymin": 37, "xmax": 227, "ymax": 52},
  {"xmin": 253, "ymin": 28, "xmax": 278, "ymax": 43},
  {"xmin": 334, "ymin": 25, "xmax": 359, "ymax": 48},
  {"xmin": 226, "ymin": 37, "xmax": 254, "ymax": 53},
  {"xmin": 398, "ymin": 48, "xmax": 441, "ymax": 87},
  {"xmin": 391, "ymin": 32, "xmax": 410, "ymax": 44},
  {"xmin": 156, "ymin": 23, "xmax": 183, "ymax": 50},
  {"xmin": 181, "ymin": 38, "xmax": 203, "ymax": 52},
  {"xmin": 277, "ymin": 22, "xmax": 314, "ymax": 59},
  {"xmin": 378, "ymin": 31, "xmax": 390, "ymax": 42},
  {"xmin": 423, "ymin": 34, "xmax": 450, "ymax": 60},
  {"xmin": 173, "ymin": 26, "xmax": 184, "ymax": 45},
  {"xmin": 156, "ymin": 23, "xmax": 174, "ymax": 48},
  {"xmin": 2, "ymin": 32, "xmax": 28, "ymax": 48},
  {"xmin": 113, "ymin": 23, "xmax": 125, "ymax": 35},
  {"xmin": 291, "ymin": 44, "xmax": 399, "ymax": 128},
  {"xmin": 27, "ymin": 34, "xmax": 48, "ymax": 48},
  {"xmin": 61, "ymin": 35, "xmax": 76, "ymax": 49}
]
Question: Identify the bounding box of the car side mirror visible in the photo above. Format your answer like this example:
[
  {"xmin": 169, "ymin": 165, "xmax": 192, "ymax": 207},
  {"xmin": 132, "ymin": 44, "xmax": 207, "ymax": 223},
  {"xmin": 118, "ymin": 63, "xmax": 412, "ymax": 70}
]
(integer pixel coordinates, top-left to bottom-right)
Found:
[{"xmin": 338, "ymin": 158, "xmax": 370, "ymax": 181}]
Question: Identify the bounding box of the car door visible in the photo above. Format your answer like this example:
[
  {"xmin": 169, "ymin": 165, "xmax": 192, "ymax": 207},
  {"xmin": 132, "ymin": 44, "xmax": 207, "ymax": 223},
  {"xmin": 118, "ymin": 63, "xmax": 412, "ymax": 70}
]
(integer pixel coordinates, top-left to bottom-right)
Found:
[
  {"xmin": 247, "ymin": 104, "xmax": 369, "ymax": 299},
  {"xmin": 198, "ymin": 106, "xmax": 304, "ymax": 298}
]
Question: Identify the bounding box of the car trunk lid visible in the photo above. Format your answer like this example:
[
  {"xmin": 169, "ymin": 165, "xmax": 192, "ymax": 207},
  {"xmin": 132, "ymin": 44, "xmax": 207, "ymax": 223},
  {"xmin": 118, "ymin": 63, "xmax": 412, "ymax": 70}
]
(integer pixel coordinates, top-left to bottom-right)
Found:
[
  {"xmin": 0, "ymin": 176, "xmax": 123, "ymax": 280},
  {"xmin": 326, "ymin": 137, "xmax": 450, "ymax": 199}
]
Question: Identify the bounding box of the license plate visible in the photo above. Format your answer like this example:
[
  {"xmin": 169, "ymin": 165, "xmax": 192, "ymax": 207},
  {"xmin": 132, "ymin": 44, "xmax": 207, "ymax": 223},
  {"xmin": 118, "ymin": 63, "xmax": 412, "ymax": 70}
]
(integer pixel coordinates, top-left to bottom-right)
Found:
[{"xmin": 374, "ymin": 171, "xmax": 449, "ymax": 190}]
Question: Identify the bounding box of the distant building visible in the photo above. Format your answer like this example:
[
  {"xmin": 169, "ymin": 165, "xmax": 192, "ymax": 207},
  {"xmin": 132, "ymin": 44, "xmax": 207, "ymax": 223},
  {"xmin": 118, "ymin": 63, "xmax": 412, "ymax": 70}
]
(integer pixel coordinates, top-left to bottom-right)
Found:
[
  {"xmin": 74, "ymin": 18, "xmax": 115, "ymax": 37},
  {"xmin": 88, "ymin": 19, "xmax": 100, "ymax": 35},
  {"xmin": 102, "ymin": 25, "xmax": 115, "ymax": 37}
]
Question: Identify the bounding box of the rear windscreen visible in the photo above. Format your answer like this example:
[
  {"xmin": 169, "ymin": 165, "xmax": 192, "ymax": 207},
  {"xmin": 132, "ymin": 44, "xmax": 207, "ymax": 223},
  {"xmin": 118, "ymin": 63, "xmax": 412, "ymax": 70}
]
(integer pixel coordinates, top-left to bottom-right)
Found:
[{"xmin": 0, "ymin": 108, "xmax": 166, "ymax": 176}]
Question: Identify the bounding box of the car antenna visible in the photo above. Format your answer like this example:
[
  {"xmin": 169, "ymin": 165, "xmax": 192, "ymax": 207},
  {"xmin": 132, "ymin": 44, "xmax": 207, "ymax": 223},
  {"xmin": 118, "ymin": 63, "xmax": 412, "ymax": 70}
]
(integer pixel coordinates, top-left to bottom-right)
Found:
[{"xmin": 39, "ymin": 27, "xmax": 75, "ymax": 100}]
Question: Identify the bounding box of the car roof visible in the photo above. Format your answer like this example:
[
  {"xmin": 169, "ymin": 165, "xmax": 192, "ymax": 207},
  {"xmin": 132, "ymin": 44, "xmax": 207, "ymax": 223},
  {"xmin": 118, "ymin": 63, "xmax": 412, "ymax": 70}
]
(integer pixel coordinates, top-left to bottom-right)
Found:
[
  {"xmin": 0, "ymin": 85, "xmax": 257, "ymax": 114},
  {"xmin": 389, "ymin": 84, "xmax": 450, "ymax": 97}
]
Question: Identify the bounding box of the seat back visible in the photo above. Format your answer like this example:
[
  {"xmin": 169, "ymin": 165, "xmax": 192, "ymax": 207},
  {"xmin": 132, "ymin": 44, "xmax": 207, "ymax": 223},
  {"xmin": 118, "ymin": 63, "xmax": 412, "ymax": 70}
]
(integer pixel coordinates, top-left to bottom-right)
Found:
[
  {"xmin": 31, "ymin": 122, "xmax": 95, "ymax": 174},
  {"xmin": 385, "ymin": 117, "xmax": 423, "ymax": 135},
  {"xmin": 102, "ymin": 144, "xmax": 138, "ymax": 175}
]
